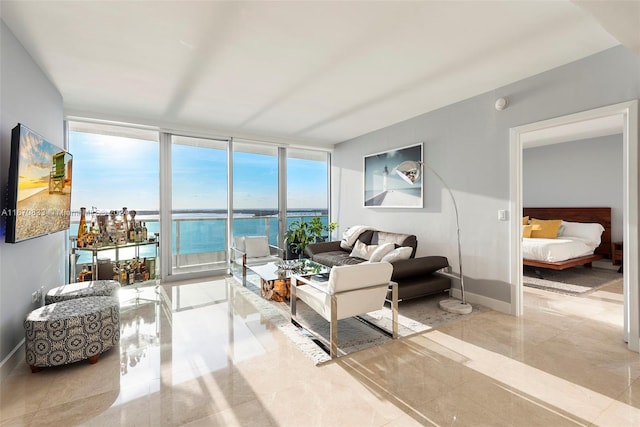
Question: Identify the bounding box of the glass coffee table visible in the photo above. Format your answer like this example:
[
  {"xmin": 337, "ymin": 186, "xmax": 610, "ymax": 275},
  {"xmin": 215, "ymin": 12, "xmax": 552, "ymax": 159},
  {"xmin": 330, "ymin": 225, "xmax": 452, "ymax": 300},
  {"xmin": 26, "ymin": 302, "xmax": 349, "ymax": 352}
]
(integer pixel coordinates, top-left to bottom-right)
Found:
[{"xmin": 247, "ymin": 259, "xmax": 330, "ymax": 302}]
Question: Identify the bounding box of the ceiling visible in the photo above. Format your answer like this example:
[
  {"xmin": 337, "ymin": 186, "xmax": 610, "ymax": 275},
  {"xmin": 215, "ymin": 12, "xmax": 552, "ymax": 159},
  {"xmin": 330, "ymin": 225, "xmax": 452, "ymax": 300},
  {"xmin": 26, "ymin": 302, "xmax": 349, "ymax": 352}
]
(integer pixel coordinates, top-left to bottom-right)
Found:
[{"xmin": 1, "ymin": 1, "xmax": 637, "ymax": 148}]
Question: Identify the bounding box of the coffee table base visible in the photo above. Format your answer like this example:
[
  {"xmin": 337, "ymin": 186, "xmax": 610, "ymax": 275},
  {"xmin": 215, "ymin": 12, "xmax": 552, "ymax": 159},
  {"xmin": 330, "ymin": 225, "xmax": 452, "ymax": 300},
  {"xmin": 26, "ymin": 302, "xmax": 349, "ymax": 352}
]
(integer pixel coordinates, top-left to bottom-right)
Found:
[{"xmin": 261, "ymin": 278, "xmax": 290, "ymax": 302}]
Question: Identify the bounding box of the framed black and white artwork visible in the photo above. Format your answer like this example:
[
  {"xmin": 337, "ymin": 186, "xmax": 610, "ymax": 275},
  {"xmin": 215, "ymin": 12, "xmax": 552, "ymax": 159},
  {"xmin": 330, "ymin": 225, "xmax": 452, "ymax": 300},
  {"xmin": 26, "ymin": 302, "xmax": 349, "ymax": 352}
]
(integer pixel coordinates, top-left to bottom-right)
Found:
[{"xmin": 363, "ymin": 143, "xmax": 423, "ymax": 208}]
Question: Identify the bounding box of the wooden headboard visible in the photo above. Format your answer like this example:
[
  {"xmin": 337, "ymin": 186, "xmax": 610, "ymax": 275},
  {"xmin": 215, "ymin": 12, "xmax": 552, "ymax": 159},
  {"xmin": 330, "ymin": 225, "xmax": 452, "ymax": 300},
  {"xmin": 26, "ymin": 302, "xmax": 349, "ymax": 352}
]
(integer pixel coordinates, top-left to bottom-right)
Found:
[{"xmin": 523, "ymin": 207, "xmax": 612, "ymax": 259}]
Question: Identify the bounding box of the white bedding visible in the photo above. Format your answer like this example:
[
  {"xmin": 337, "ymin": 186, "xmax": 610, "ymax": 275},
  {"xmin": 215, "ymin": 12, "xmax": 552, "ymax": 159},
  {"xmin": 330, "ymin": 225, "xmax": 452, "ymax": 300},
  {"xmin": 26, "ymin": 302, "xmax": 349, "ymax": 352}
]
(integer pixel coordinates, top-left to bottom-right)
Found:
[{"xmin": 522, "ymin": 237, "xmax": 596, "ymax": 263}]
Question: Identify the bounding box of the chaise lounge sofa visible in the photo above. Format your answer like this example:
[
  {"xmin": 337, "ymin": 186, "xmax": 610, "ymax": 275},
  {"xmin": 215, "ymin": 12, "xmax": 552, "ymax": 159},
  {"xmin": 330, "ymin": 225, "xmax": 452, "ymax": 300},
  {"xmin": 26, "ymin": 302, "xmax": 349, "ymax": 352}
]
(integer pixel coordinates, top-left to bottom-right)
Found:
[{"xmin": 305, "ymin": 228, "xmax": 451, "ymax": 301}]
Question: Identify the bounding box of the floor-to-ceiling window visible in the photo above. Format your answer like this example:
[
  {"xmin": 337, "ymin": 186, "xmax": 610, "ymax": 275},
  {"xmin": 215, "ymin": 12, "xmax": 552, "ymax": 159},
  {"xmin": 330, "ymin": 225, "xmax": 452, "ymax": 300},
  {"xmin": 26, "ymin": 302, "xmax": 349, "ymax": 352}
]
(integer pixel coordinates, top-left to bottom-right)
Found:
[
  {"xmin": 286, "ymin": 148, "xmax": 331, "ymax": 236},
  {"xmin": 232, "ymin": 141, "xmax": 279, "ymax": 245},
  {"xmin": 67, "ymin": 121, "xmax": 159, "ymax": 281},
  {"xmin": 68, "ymin": 120, "xmax": 331, "ymax": 280},
  {"xmin": 170, "ymin": 135, "xmax": 228, "ymax": 275}
]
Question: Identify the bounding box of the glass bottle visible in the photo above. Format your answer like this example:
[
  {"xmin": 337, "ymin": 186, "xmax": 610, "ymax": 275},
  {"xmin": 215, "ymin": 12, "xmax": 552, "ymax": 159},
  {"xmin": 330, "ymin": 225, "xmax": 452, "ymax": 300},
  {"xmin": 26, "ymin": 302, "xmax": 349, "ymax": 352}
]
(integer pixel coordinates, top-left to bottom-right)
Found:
[
  {"xmin": 107, "ymin": 210, "xmax": 118, "ymax": 243},
  {"xmin": 129, "ymin": 210, "xmax": 137, "ymax": 242},
  {"xmin": 142, "ymin": 222, "xmax": 148, "ymax": 241},
  {"xmin": 122, "ymin": 207, "xmax": 129, "ymax": 241},
  {"xmin": 119, "ymin": 262, "xmax": 127, "ymax": 285},
  {"xmin": 135, "ymin": 221, "xmax": 143, "ymax": 242},
  {"xmin": 140, "ymin": 258, "xmax": 148, "ymax": 281},
  {"xmin": 129, "ymin": 220, "xmax": 136, "ymax": 242},
  {"xmin": 77, "ymin": 207, "xmax": 87, "ymax": 247}
]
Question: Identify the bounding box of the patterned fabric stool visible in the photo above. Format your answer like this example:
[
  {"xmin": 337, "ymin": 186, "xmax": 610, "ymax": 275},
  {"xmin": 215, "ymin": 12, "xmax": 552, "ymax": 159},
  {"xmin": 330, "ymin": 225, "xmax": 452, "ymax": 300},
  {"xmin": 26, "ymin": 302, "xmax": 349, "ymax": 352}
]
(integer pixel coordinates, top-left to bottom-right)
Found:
[
  {"xmin": 24, "ymin": 296, "xmax": 120, "ymax": 372},
  {"xmin": 45, "ymin": 280, "xmax": 120, "ymax": 304}
]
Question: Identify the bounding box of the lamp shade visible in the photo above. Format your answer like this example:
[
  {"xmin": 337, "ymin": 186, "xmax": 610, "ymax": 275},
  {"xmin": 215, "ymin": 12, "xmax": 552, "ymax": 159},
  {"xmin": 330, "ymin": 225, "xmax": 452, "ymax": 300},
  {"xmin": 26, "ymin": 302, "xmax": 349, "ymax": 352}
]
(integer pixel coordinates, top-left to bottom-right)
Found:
[{"xmin": 395, "ymin": 160, "xmax": 421, "ymax": 184}]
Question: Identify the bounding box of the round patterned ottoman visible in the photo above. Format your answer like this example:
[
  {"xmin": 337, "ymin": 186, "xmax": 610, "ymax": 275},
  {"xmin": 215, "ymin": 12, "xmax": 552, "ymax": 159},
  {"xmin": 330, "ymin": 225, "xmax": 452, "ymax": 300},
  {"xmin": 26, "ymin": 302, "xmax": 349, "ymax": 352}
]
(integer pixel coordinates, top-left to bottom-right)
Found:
[
  {"xmin": 45, "ymin": 280, "xmax": 120, "ymax": 304},
  {"xmin": 24, "ymin": 296, "xmax": 120, "ymax": 373}
]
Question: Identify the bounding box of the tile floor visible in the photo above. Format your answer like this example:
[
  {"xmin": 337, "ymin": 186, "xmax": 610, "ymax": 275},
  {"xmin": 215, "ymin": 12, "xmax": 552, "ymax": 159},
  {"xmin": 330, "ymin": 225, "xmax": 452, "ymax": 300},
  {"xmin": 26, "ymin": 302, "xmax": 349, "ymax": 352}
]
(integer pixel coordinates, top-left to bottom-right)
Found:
[{"xmin": 1, "ymin": 274, "xmax": 638, "ymax": 426}]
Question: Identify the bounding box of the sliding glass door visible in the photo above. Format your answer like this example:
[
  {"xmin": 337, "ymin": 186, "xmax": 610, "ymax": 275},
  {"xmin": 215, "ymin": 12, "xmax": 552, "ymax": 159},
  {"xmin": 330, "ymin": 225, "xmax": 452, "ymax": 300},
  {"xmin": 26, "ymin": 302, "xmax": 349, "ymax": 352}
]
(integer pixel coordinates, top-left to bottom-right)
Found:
[
  {"xmin": 232, "ymin": 141, "xmax": 279, "ymax": 245},
  {"xmin": 286, "ymin": 148, "xmax": 331, "ymax": 238},
  {"xmin": 170, "ymin": 136, "xmax": 228, "ymax": 275}
]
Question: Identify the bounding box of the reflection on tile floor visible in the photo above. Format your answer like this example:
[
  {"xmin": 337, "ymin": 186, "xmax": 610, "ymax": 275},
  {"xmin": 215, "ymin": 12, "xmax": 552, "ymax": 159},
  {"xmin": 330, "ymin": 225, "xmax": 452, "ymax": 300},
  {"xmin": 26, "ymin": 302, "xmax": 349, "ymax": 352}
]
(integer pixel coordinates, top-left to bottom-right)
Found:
[{"xmin": 1, "ymin": 275, "xmax": 639, "ymax": 426}]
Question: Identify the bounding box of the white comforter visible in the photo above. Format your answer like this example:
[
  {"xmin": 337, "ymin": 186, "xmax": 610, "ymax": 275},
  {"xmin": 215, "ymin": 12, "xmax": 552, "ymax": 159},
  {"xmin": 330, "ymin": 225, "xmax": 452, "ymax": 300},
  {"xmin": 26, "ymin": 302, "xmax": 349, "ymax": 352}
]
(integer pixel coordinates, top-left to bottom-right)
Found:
[{"xmin": 522, "ymin": 237, "xmax": 596, "ymax": 262}]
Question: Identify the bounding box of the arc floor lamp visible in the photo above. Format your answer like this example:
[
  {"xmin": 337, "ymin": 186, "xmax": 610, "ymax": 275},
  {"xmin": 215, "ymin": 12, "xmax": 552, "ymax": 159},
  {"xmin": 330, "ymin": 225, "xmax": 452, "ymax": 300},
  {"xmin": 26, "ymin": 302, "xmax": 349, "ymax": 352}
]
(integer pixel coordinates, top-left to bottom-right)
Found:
[{"xmin": 395, "ymin": 160, "xmax": 473, "ymax": 315}]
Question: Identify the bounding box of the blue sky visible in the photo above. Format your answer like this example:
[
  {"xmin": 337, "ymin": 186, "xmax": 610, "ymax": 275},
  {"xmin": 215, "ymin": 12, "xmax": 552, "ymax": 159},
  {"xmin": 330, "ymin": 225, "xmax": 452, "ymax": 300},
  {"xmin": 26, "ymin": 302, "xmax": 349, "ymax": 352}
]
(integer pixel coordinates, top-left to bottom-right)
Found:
[{"xmin": 69, "ymin": 132, "xmax": 327, "ymax": 212}]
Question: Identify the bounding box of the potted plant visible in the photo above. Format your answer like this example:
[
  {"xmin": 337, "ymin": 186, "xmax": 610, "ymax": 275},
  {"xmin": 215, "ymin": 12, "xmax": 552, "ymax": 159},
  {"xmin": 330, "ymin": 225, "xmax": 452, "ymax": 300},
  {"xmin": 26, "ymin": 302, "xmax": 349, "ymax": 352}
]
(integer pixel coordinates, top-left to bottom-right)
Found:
[{"xmin": 284, "ymin": 216, "xmax": 338, "ymax": 259}]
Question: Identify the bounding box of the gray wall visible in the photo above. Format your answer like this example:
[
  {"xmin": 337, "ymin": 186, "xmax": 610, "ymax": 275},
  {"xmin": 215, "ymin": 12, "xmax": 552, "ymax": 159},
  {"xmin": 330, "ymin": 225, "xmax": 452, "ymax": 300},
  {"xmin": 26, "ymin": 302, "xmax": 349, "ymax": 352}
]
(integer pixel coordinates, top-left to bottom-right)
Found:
[
  {"xmin": 524, "ymin": 135, "xmax": 624, "ymax": 241},
  {"xmin": 333, "ymin": 46, "xmax": 640, "ymax": 305},
  {"xmin": 0, "ymin": 21, "xmax": 66, "ymax": 375}
]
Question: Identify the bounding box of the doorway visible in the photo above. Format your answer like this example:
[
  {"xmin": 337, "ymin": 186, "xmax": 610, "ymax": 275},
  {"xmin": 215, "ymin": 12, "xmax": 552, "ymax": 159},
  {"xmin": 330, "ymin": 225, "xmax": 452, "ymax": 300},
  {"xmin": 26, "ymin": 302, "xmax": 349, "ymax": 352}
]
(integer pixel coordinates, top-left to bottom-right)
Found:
[{"xmin": 509, "ymin": 100, "xmax": 639, "ymax": 352}]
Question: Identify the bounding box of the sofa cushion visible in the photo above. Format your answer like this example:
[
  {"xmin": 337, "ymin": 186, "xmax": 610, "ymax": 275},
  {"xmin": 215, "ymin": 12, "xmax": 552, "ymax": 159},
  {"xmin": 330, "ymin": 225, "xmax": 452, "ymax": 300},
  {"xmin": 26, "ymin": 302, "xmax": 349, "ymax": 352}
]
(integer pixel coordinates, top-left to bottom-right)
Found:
[
  {"xmin": 390, "ymin": 256, "xmax": 449, "ymax": 280},
  {"xmin": 386, "ymin": 274, "xmax": 451, "ymax": 300},
  {"xmin": 313, "ymin": 251, "xmax": 365, "ymax": 267},
  {"xmin": 371, "ymin": 231, "xmax": 417, "ymax": 258},
  {"xmin": 375, "ymin": 231, "xmax": 411, "ymax": 246}
]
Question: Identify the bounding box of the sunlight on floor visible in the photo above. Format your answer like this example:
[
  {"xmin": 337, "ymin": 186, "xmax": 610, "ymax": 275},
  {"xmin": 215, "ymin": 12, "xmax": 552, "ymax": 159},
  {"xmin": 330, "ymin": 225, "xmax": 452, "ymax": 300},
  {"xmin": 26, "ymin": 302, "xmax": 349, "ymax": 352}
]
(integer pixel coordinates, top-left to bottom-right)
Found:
[
  {"xmin": 426, "ymin": 330, "xmax": 640, "ymax": 423},
  {"xmin": 2, "ymin": 277, "xmax": 639, "ymax": 426}
]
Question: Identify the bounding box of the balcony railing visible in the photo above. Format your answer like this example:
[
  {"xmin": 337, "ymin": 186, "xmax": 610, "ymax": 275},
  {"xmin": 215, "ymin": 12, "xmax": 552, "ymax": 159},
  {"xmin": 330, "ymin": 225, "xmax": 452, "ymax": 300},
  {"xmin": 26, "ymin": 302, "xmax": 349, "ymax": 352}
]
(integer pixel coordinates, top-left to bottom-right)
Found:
[{"xmin": 71, "ymin": 213, "xmax": 330, "ymax": 274}]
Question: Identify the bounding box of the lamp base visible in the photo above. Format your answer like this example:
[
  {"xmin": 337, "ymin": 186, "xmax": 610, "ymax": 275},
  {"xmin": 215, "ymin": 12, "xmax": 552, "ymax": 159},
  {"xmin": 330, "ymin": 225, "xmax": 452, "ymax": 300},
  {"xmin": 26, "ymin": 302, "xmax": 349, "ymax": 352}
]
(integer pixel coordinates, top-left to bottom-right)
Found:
[{"xmin": 439, "ymin": 298, "xmax": 473, "ymax": 315}]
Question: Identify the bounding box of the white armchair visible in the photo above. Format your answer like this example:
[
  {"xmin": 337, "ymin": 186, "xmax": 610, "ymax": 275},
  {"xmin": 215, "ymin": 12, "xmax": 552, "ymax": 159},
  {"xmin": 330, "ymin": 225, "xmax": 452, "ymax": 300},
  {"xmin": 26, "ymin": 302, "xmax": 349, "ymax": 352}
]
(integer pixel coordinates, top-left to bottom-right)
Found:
[
  {"xmin": 291, "ymin": 262, "xmax": 397, "ymax": 359},
  {"xmin": 231, "ymin": 236, "xmax": 283, "ymax": 286}
]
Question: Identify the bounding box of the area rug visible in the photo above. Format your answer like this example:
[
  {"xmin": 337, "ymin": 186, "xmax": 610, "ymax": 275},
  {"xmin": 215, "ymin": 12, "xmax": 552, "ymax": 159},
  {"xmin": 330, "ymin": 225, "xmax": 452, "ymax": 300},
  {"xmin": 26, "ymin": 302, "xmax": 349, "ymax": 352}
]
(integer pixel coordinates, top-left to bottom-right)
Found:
[
  {"xmin": 229, "ymin": 273, "xmax": 482, "ymax": 365},
  {"xmin": 523, "ymin": 266, "xmax": 623, "ymax": 296}
]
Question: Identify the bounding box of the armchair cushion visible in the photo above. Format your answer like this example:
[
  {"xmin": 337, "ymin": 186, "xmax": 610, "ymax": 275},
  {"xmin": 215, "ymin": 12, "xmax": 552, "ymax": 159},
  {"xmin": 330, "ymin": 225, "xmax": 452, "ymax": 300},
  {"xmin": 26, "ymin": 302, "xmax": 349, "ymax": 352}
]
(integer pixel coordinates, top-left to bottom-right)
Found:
[
  {"xmin": 234, "ymin": 236, "xmax": 246, "ymax": 252},
  {"xmin": 295, "ymin": 263, "xmax": 393, "ymax": 321},
  {"xmin": 231, "ymin": 235, "xmax": 283, "ymax": 286},
  {"xmin": 244, "ymin": 236, "xmax": 271, "ymax": 258}
]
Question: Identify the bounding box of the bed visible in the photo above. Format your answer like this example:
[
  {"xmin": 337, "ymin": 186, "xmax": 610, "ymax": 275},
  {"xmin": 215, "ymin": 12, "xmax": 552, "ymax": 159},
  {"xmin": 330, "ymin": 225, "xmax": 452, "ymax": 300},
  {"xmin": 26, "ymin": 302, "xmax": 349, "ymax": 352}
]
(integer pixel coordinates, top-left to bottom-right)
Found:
[{"xmin": 522, "ymin": 207, "xmax": 611, "ymax": 270}]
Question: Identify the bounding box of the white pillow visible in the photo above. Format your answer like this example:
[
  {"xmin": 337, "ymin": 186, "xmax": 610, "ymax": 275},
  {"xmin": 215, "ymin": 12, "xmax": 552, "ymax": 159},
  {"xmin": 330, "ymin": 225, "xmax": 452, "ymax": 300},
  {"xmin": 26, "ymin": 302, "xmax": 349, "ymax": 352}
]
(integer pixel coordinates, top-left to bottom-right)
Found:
[
  {"xmin": 349, "ymin": 240, "xmax": 378, "ymax": 260},
  {"xmin": 381, "ymin": 246, "xmax": 412, "ymax": 263},
  {"xmin": 561, "ymin": 221, "xmax": 605, "ymax": 246},
  {"xmin": 368, "ymin": 242, "xmax": 396, "ymax": 262},
  {"xmin": 244, "ymin": 236, "xmax": 270, "ymax": 257}
]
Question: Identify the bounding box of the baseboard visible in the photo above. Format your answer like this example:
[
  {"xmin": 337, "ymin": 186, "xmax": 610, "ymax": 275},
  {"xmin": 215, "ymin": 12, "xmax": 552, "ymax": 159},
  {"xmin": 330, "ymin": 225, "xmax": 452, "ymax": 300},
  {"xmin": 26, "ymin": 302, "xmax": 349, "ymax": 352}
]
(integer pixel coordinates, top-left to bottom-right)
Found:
[
  {"xmin": 449, "ymin": 288, "xmax": 511, "ymax": 314},
  {"xmin": 0, "ymin": 339, "xmax": 25, "ymax": 383}
]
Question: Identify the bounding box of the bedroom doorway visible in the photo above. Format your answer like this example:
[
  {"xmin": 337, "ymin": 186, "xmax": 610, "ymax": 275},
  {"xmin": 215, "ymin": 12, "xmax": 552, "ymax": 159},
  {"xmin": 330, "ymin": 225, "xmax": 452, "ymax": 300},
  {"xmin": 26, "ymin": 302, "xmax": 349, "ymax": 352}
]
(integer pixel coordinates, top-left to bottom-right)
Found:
[{"xmin": 510, "ymin": 100, "xmax": 639, "ymax": 352}]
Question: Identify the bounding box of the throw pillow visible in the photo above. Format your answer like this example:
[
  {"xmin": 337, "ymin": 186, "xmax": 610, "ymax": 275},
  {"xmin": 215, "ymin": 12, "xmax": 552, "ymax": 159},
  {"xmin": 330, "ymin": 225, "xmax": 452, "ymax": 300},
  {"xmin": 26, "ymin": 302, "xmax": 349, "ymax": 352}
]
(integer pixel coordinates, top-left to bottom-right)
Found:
[
  {"xmin": 244, "ymin": 236, "xmax": 270, "ymax": 257},
  {"xmin": 349, "ymin": 240, "xmax": 378, "ymax": 260},
  {"xmin": 523, "ymin": 224, "xmax": 543, "ymax": 238},
  {"xmin": 530, "ymin": 219, "xmax": 562, "ymax": 239},
  {"xmin": 522, "ymin": 216, "xmax": 529, "ymax": 225},
  {"xmin": 381, "ymin": 246, "xmax": 412, "ymax": 263},
  {"xmin": 368, "ymin": 242, "xmax": 396, "ymax": 262}
]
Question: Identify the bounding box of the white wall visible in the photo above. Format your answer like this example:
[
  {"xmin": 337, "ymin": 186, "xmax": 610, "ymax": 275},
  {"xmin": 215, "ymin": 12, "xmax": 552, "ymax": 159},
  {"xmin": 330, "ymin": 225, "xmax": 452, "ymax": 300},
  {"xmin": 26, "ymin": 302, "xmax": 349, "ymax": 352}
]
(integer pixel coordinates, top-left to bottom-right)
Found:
[
  {"xmin": 333, "ymin": 46, "xmax": 640, "ymax": 306},
  {"xmin": 0, "ymin": 21, "xmax": 66, "ymax": 378},
  {"xmin": 524, "ymin": 135, "xmax": 624, "ymax": 241}
]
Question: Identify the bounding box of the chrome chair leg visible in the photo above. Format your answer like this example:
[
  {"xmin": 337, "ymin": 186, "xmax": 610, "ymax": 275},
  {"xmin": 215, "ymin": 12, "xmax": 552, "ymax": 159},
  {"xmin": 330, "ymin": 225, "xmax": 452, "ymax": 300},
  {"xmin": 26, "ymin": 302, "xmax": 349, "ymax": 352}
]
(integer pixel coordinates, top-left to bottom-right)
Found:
[
  {"xmin": 330, "ymin": 295, "xmax": 338, "ymax": 358},
  {"xmin": 391, "ymin": 281, "xmax": 398, "ymax": 339}
]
